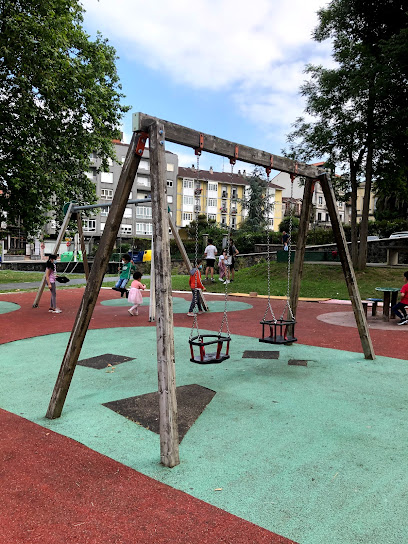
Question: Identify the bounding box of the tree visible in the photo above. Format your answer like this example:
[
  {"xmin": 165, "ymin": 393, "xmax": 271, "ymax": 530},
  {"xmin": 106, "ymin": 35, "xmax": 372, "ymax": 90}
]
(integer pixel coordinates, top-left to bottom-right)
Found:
[
  {"xmin": 239, "ymin": 168, "xmax": 273, "ymax": 233},
  {"xmin": 285, "ymin": 0, "xmax": 408, "ymax": 269},
  {"xmin": 0, "ymin": 0, "xmax": 129, "ymax": 235}
]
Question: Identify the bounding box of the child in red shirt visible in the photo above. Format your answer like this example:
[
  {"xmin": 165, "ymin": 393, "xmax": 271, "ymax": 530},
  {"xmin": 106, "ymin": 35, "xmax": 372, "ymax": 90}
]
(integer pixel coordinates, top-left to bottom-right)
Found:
[
  {"xmin": 393, "ymin": 271, "xmax": 408, "ymax": 325},
  {"xmin": 188, "ymin": 260, "xmax": 206, "ymax": 316}
]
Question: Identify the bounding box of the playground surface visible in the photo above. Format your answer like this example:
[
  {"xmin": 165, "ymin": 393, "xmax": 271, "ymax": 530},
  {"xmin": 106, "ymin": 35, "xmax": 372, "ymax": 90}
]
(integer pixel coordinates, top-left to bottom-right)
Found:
[{"xmin": 1, "ymin": 287, "xmax": 407, "ymax": 544}]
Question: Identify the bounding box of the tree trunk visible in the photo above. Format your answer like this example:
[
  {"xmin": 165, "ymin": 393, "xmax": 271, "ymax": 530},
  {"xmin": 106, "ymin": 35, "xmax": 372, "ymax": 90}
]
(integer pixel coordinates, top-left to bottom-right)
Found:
[
  {"xmin": 350, "ymin": 168, "xmax": 359, "ymax": 268},
  {"xmin": 357, "ymin": 142, "xmax": 374, "ymax": 270}
]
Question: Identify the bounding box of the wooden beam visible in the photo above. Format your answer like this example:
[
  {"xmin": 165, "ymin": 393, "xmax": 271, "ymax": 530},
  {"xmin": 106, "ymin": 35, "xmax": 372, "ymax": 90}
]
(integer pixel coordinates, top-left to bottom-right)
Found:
[
  {"xmin": 319, "ymin": 174, "xmax": 375, "ymax": 360},
  {"xmin": 149, "ymin": 235, "xmax": 156, "ymax": 322},
  {"xmin": 133, "ymin": 112, "xmax": 325, "ymax": 179},
  {"xmin": 32, "ymin": 202, "xmax": 74, "ymax": 308},
  {"xmin": 149, "ymin": 121, "xmax": 180, "ymax": 468},
  {"xmin": 45, "ymin": 131, "xmax": 146, "ymax": 419},
  {"xmin": 168, "ymin": 210, "xmax": 208, "ymax": 311},
  {"xmin": 289, "ymin": 176, "xmax": 315, "ymax": 323},
  {"xmin": 76, "ymin": 214, "xmax": 90, "ymax": 280}
]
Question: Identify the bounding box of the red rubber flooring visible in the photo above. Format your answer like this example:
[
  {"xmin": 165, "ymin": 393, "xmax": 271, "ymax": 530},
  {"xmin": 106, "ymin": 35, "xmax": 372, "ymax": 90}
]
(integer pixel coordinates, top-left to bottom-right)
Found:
[
  {"xmin": 0, "ymin": 288, "xmax": 405, "ymax": 360},
  {"xmin": 0, "ymin": 409, "xmax": 295, "ymax": 544}
]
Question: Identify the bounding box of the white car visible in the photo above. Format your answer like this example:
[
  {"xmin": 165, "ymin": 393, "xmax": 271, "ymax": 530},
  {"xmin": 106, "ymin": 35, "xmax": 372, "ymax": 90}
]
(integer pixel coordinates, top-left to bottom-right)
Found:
[{"xmin": 389, "ymin": 232, "xmax": 408, "ymax": 239}]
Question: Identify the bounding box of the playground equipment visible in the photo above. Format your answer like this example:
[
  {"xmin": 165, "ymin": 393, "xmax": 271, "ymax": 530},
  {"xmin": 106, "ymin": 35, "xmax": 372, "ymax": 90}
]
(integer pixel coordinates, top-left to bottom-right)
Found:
[
  {"xmin": 259, "ymin": 174, "xmax": 297, "ymax": 345},
  {"xmin": 43, "ymin": 112, "xmax": 375, "ymax": 470}
]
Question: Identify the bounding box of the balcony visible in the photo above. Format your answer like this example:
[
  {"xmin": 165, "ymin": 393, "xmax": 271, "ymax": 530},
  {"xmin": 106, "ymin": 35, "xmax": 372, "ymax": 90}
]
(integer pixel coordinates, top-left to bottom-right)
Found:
[
  {"xmin": 222, "ymin": 191, "xmax": 228, "ymax": 198},
  {"xmin": 220, "ymin": 207, "xmax": 228, "ymax": 214},
  {"xmin": 194, "ymin": 187, "xmax": 202, "ymax": 196},
  {"xmin": 231, "ymin": 209, "xmax": 237, "ymax": 215},
  {"xmin": 194, "ymin": 205, "xmax": 201, "ymax": 213}
]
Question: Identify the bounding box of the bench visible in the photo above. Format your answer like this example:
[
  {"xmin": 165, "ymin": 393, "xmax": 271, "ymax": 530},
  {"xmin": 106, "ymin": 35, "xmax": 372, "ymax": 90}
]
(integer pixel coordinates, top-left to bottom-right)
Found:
[{"xmin": 361, "ymin": 298, "xmax": 382, "ymax": 317}]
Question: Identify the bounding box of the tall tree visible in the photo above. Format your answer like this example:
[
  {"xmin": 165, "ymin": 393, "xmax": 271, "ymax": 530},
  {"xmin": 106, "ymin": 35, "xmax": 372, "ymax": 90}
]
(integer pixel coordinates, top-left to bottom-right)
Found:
[
  {"xmin": 0, "ymin": 0, "xmax": 129, "ymax": 235},
  {"xmin": 286, "ymin": 0, "xmax": 408, "ymax": 269},
  {"xmin": 239, "ymin": 168, "xmax": 274, "ymax": 233}
]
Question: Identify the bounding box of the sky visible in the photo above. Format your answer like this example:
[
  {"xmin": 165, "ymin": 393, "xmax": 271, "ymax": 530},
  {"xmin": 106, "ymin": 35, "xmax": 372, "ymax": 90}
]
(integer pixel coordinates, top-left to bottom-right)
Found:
[{"xmin": 80, "ymin": 0, "xmax": 333, "ymax": 173}]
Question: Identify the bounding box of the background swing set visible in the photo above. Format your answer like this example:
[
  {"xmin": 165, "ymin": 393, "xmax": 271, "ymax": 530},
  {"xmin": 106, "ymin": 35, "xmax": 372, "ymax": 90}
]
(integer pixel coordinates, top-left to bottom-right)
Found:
[{"xmin": 42, "ymin": 112, "xmax": 375, "ymax": 468}]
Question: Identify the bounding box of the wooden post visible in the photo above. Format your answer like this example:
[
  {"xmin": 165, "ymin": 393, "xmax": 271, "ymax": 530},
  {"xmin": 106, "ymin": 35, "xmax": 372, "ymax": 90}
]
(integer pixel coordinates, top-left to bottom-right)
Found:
[
  {"xmin": 168, "ymin": 211, "xmax": 208, "ymax": 311},
  {"xmin": 149, "ymin": 234, "xmax": 156, "ymax": 322},
  {"xmin": 289, "ymin": 176, "xmax": 315, "ymax": 325},
  {"xmin": 76, "ymin": 214, "xmax": 90, "ymax": 280},
  {"xmin": 32, "ymin": 203, "xmax": 74, "ymax": 308},
  {"xmin": 319, "ymin": 173, "xmax": 375, "ymax": 360},
  {"xmin": 46, "ymin": 131, "xmax": 147, "ymax": 419},
  {"xmin": 148, "ymin": 120, "xmax": 180, "ymax": 468}
]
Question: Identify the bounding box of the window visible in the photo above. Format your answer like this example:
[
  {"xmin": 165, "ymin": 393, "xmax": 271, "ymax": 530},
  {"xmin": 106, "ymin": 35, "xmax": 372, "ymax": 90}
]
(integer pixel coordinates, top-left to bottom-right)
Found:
[
  {"xmin": 136, "ymin": 206, "xmax": 152, "ymax": 219},
  {"xmin": 317, "ymin": 212, "xmax": 322, "ymax": 221},
  {"xmin": 139, "ymin": 159, "xmax": 149, "ymax": 170},
  {"xmin": 83, "ymin": 219, "xmax": 96, "ymax": 232},
  {"xmin": 338, "ymin": 201, "xmax": 343, "ymax": 209},
  {"xmin": 101, "ymin": 188, "xmax": 113, "ymax": 200},
  {"xmin": 318, "ymin": 196, "xmax": 323, "ymax": 205},
  {"xmin": 167, "ymin": 195, "xmax": 173, "ymax": 203},
  {"xmin": 208, "ymin": 214, "xmax": 217, "ymax": 220},
  {"xmin": 208, "ymin": 183, "xmax": 217, "ymax": 192},
  {"xmin": 183, "ymin": 196, "xmax": 193, "ymax": 205},
  {"xmin": 120, "ymin": 224, "xmax": 132, "ymax": 236},
  {"xmin": 221, "ymin": 186, "xmax": 228, "ymax": 198},
  {"xmin": 167, "ymin": 163, "xmax": 174, "ymax": 172},
  {"xmin": 183, "ymin": 212, "xmax": 193, "ymax": 222},
  {"xmin": 123, "ymin": 208, "xmax": 132, "ymax": 218},
  {"xmin": 221, "ymin": 216, "xmax": 227, "ymax": 226},
  {"xmin": 167, "ymin": 180, "xmax": 173, "ymax": 187},
  {"xmin": 137, "ymin": 175, "xmax": 150, "ymax": 187},
  {"xmin": 136, "ymin": 222, "xmax": 153, "ymax": 235},
  {"xmin": 207, "ymin": 198, "xmax": 217, "ymax": 207},
  {"xmin": 231, "ymin": 217, "xmax": 237, "ymax": 229},
  {"xmin": 231, "ymin": 187, "xmax": 237, "ymax": 199},
  {"xmin": 325, "ymin": 213, "xmax": 329, "ymax": 222},
  {"xmin": 339, "ymin": 214, "xmax": 343, "ymax": 221},
  {"xmin": 183, "ymin": 179, "xmax": 193, "ymax": 189},
  {"xmin": 100, "ymin": 209, "xmax": 108, "ymax": 217},
  {"xmin": 269, "ymin": 218, "xmax": 274, "ymax": 227},
  {"xmin": 101, "ymin": 172, "xmax": 113, "ymax": 184}
]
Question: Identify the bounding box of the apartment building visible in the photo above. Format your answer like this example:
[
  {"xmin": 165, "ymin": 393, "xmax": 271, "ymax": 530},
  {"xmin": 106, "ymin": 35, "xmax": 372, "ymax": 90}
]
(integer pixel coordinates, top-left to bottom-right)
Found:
[
  {"xmin": 43, "ymin": 139, "xmax": 178, "ymax": 242},
  {"xmin": 177, "ymin": 167, "xmax": 283, "ymax": 232}
]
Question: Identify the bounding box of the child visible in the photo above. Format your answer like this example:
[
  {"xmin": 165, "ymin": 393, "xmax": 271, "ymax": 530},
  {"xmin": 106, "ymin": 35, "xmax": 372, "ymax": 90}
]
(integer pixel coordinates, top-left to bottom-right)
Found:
[
  {"xmin": 218, "ymin": 249, "xmax": 228, "ymax": 282},
  {"xmin": 112, "ymin": 254, "xmax": 136, "ymax": 297},
  {"xmin": 127, "ymin": 271, "xmax": 146, "ymax": 316},
  {"xmin": 187, "ymin": 260, "xmax": 206, "ymax": 316},
  {"xmin": 45, "ymin": 254, "xmax": 61, "ymax": 313},
  {"xmin": 393, "ymin": 271, "xmax": 408, "ymax": 325}
]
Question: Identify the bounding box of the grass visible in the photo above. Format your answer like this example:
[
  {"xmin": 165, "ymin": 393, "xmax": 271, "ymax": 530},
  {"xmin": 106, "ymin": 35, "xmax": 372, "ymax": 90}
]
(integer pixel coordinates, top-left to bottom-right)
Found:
[
  {"xmin": 170, "ymin": 262, "xmax": 406, "ymax": 300},
  {"xmin": 1, "ymin": 264, "xmax": 405, "ymax": 300}
]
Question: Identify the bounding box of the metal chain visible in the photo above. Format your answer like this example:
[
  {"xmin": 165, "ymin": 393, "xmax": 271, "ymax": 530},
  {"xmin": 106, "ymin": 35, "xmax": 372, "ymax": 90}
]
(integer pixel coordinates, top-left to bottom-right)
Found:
[
  {"xmin": 262, "ymin": 172, "xmax": 276, "ymax": 323},
  {"xmin": 190, "ymin": 153, "xmax": 201, "ymax": 339},
  {"xmin": 218, "ymin": 161, "xmax": 234, "ymax": 337},
  {"xmin": 280, "ymin": 176, "xmax": 295, "ymax": 321}
]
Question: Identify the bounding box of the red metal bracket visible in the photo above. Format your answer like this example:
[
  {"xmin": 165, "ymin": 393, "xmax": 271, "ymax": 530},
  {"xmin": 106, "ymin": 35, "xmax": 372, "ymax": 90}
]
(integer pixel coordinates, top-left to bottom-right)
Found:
[
  {"xmin": 135, "ymin": 131, "xmax": 148, "ymax": 156},
  {"xmin": 230, "ymin": 145, "xmax": 239, "ymax": 165},
  {"xmin": 265, "ymin": 155, "xmax": 274, "ymax": 176},
  {"xmin": 195, "ymin": 133, "xmax": 204, "ymax": 156}
]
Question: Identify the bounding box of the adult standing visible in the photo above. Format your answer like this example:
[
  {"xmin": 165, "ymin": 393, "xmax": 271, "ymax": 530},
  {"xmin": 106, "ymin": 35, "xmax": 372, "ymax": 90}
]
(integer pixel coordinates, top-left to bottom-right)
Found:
[
  {"xmin": 45, "ymin": 254, "xmax": 61, "ymax": 313},
  {"xmin": 228, "ymin": 239, "xmax": 239, "ymax": 282},
  {"xmin": 204, "ymin": 238, "xmax": 217, "ymax": 282}
]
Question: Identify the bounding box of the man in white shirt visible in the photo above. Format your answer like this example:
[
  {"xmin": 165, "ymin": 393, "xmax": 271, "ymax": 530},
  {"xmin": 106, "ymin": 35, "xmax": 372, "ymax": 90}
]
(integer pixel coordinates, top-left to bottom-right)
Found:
[{"xmin": 203, "ymin": 239, "xmax": 217, "ymax": 282}]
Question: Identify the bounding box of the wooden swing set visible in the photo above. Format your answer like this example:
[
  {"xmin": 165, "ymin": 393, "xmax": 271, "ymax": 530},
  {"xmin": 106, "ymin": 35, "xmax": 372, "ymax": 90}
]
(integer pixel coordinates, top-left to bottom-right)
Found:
[{"xmin": 41, "ymin": 112, "xmax": 375, "ymax": 468}]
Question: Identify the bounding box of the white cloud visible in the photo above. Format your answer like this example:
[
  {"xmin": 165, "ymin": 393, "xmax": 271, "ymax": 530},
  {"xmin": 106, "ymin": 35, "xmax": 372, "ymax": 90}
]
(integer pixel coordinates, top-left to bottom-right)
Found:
[{"xmin": 82, "ymin": 0, "xmax": 333, "ymax": 146}]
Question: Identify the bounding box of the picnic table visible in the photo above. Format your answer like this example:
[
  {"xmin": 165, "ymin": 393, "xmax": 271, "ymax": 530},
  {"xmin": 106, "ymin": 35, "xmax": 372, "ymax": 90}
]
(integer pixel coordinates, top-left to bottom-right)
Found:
[{"xmin": 375, "ymin": 287, "xmax": 400, "ymax": 321}]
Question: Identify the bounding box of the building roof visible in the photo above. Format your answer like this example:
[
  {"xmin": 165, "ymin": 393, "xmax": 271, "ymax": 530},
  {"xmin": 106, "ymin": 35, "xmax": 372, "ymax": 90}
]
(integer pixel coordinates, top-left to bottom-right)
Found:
[{"xmin": 178, "ymin": 167, "xmax": 284, "ymax": 189}]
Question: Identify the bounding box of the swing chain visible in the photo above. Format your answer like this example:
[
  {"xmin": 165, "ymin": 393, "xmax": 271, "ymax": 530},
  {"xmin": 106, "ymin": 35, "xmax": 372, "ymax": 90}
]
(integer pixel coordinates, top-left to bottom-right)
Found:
[
  {"xmin": 190, "ymin": 153, "xmax": 201, "ymax": 339},
  {"xmin": 262, "ymin": 169, "xmax": 277, "ymax": 323},
  {"xmin": 280, "ymin": 175, "xmax": 295, "ymax": 321}
]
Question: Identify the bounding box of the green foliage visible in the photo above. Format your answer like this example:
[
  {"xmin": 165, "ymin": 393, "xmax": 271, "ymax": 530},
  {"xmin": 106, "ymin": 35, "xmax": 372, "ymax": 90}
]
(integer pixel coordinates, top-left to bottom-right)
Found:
[
  {"xmin": 0, "ymin": 0, "xmax": 130, "ymax": 235},
  {"xmin": 278, "ymin": 216, "xmax": 300, "ymax": 234},
  {"xmin": 239, "ymin": 167, "xmax": 273, "ymax": 232}
]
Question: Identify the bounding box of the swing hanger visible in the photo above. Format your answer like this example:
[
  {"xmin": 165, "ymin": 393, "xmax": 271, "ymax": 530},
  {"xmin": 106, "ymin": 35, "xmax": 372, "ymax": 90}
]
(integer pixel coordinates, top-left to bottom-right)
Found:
[
  {"xmin": 265, "ymin": 156, "xmax": 274, "ymax": 177},
  {"xmin": 195, "ymin": 133, "xmax": 204, "ymax": 156},
  {"xmin": 230, "ymin": 145, "xmax": 239, "ymax": 165}
]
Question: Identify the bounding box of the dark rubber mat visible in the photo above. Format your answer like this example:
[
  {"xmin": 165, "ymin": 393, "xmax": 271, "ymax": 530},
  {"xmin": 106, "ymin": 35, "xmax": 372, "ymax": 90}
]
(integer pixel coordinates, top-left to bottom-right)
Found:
[
  {"xmin": 242, "ymin": 350, "xmax": 280, "ymax": 359},
  {"xmin": 78, "ymin": 353, "xmax": 134, "ymax": 369},
  {"xmin": 103, "ymin": 384, "xmax": 216, "ymax": 442},
  {"xmin": 288, "ymin": 359, "xmax": 308, "ymax": 366}
]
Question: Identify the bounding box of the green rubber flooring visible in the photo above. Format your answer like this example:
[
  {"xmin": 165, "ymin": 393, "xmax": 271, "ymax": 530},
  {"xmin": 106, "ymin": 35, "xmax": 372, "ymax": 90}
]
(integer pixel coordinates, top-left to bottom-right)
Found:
[
  {"xmin": 101, "ymin": 296, "xmax": 252, "ymax": 313},
  {"xmin": 0, "ymin": 326, "xmax": 407, "ymax": 544},
  {"xmin": 0, "ymin": 301, "xmax": 21, "ymax": 314}
]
